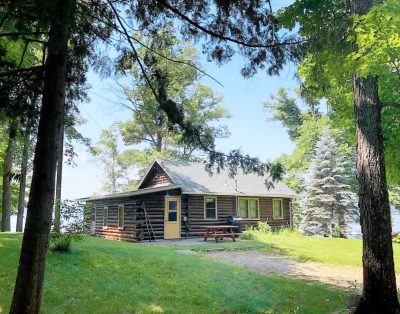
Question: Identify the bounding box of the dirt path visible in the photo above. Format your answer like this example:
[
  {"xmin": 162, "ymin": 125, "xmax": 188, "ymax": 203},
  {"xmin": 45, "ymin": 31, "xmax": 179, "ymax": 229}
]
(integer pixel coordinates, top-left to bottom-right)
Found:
[{"xmin": 205, "ymin": 250, "xmax": 400, "ymax": 290}]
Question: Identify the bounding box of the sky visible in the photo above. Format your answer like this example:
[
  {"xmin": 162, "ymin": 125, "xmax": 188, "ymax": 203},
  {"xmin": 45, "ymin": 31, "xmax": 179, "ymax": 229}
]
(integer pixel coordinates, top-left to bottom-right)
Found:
[
  {"xmin": 62, "ymin": 51, "xmax": 300, "ymax": 200},
  {"xmin": 61, "ymin": 1, "xmax": 300, "ymax": 200}
]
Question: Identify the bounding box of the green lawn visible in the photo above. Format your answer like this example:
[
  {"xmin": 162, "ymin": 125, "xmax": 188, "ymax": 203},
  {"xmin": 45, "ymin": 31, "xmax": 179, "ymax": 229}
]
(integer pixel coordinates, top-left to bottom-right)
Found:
[
  {"xmin": 0, "ymin": 233, "xmax": 345, "ymax": 314},
  {"xmin": 242, "ymin": 230, "xmax": 400, "ymax": 272}
]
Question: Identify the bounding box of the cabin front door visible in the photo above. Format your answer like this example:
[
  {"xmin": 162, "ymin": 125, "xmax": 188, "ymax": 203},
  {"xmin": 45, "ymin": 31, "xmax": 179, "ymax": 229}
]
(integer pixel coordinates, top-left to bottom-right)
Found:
[{"xmin": 164, "ymin": 196, "xmax": 181, "ymax": 239}]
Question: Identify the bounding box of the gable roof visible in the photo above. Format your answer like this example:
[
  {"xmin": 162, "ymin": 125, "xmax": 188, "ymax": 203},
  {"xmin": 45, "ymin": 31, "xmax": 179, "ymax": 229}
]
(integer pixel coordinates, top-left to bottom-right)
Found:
[{"xmin": 138, "ymin": 158, "xmax": 297, "ymax": 198}]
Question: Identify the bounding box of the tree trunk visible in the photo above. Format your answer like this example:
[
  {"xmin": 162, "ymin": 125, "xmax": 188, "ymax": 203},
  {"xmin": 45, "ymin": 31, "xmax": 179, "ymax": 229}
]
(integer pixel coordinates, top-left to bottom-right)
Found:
[
  {"xmin": 53, "ymin": 123, "xmax": 64, "ymax": 233},
  {"xmin": 350, "ymin": 1, "xmax": 400, "ymax": 306},
  {"xmin": 155, "ymin": 132, "xmax": 162, "ymax": 152},
  {"xmin": 351, "ymin": 1, "xmax": 400, "ymax": 313},
  {"xmin": 9, "ymin": 1, "xmax": 74, "ymax": 312},
  {"xmin": 16, "ymin": 123, "xmax": 31, "ymax": 232},
  {"xmin": 1, "ymin": 118, "xmax": 18, "ymax": 232},
  {"xmin": 352, "ymin": 74, "xmax": 399, "ymax": 312}
]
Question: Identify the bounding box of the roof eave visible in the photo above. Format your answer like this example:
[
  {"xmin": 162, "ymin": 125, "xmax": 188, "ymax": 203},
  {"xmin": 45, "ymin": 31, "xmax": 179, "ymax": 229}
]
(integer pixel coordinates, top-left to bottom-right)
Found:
[
  {"xmin": 77, "ymin": 184, "xmax": 182, "ymax": 202},
  {"xmin": 181, "ymin": 191, "xmax": 298, "ymax": 198}
]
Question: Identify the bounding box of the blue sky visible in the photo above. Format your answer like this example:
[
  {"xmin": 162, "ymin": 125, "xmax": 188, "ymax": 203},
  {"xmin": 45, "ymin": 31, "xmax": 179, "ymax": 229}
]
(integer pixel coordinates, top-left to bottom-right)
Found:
[
  {"xmin": 62, "ymin": 51, "xmax": 300, "ymax": 200},
  {"xmin": 62, "ymin": 2, "xmax": 301, "ymax": 200}
]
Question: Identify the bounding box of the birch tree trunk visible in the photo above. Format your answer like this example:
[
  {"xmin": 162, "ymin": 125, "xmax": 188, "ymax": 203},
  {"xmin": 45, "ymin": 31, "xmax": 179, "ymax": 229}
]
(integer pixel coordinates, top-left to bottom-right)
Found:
[
  {"xmin": 1, "ymin": 118, "xmax": 18, "ymax": 232},
  {"xmin": 10, "ymin": 0, "xmax": 75, "ymax": 312},
  {"xmin": 352, "ymin": 2, "xmax": 400, "ymax": 310},
  {"xmin": 16, "ymin": 123, "xmax": 31, "ymax": 232}
]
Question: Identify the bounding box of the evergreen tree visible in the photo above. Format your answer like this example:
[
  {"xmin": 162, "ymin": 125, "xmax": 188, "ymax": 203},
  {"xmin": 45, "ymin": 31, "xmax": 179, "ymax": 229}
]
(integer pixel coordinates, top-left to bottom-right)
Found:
[{"xmin": 302, "ymin": 128, "xmax": 358, "ymax": 237}]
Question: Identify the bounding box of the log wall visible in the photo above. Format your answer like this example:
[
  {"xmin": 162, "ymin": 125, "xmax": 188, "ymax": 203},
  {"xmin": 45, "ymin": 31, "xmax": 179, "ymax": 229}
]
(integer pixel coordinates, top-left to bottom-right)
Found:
[
  {"xmin": 87, "ymin": 192, "xmax": 292, "ymax": 241},
  {"xmin": 185, "ymin": 195, "xmax": 291, "ymax": 237},
  {"xmin": 87, "ymin": 189, "xmax": 180, "ymax": 242}
]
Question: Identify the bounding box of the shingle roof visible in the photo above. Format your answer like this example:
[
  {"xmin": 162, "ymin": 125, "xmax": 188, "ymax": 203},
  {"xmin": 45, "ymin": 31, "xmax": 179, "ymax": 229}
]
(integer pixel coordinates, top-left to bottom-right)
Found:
[{"xmin": 155, "ymin": 158, "xmax": 297, "ymax": 198}]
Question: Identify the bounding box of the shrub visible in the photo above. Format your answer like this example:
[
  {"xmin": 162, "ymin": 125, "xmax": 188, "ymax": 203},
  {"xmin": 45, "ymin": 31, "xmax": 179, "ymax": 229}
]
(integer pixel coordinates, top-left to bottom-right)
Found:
[
  {"xmin": 50, "ymin": 233, "xmax": 82, "ymax": 252},
  {"xmin": 241, "ymin": 228, "xmax": 257, "ymax": 240},
  {"xmin": 274, "ymin": 227, "xmax": 300, "ymax": 237},
  {"xmin": 257, "ymin": 221, "xmax": 272, "ymax": 234},
  {"xmin": 393, "ymin": 234, "xmax": 400, "ymax": 244},
  {"xmin": 51, "ymin": 200, "xmax": 85, "ymax": 252},
  {"xmin": 241, "ymin": 222, "xmax": 272, "ymax": 240}
]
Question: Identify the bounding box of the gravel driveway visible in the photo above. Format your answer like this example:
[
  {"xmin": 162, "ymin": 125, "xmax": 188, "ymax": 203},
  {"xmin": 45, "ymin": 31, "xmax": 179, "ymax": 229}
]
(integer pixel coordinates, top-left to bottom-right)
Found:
[{"xmin": 205, "ymin": 250, "xmax": 400, "ymax": 290}]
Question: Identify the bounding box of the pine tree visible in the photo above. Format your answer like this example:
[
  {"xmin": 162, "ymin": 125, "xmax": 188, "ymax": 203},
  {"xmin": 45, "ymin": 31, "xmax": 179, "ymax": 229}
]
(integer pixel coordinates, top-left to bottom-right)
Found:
[{"xmin": 301, "ymin": 128, "xmax": 358, "ymax": 237}]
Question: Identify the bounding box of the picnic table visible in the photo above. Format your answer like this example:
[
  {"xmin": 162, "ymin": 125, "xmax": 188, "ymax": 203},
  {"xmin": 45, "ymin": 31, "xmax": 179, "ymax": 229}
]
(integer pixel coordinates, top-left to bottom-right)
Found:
[{"xmin": 202, "ymin": 225, "xmax": 240, "ymax": 243}]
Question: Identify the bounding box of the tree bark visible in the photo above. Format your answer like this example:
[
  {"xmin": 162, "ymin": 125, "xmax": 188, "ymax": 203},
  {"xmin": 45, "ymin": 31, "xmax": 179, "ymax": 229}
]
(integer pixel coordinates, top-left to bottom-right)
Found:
[
  {"xmin": 16, "ymin": 123, "xmax": 31, "ymax": 232},
  {"xmin": 1, "ymin": 118, "xmax": 18, "ymax": 232},
  {"xmin": 53, "ymin": 123, "xmax": 64, "ymax": 233},
  {"xmin": 155, "ymin": 132, "xmax": 162, "ymax": 152},
  {"xmin": 352, "ymin": 74, "xmax": 399, "ymax": 312},
  {"xmin": 9, "ymin": 1, "xmax": 74, "ymax": 312},
  {"xmin": 351, "ymin": 1, "xmax": 400, "ymax": 307}
]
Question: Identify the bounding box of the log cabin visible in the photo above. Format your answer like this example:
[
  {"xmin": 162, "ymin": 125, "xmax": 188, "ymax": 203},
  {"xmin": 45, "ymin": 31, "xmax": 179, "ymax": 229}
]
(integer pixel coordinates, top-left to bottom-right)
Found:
[{"xmin": 80, "ymin": 158, "xmax": 297, "ymax": 241}]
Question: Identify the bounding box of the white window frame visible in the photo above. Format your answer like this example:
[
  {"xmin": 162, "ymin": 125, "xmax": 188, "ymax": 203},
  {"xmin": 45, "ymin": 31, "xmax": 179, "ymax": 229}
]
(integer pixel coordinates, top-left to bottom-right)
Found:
[
  {"xmin": 273, "ymin": 198, "xmax": 284, "ymax": 219},
  {"xmin": 204, "ymin": 196, "xmax": 218, "ymax": 220},
  {"xmin": 237, "ymin": 197, "xmax": 260, "ymax": 220},
  {"xmin": 103, "ymin": 206, "xmax": 108, "ymax": 229},
  {"xmin": 118, "ymin": 204, "xmax": 124, "ymax": 230}
]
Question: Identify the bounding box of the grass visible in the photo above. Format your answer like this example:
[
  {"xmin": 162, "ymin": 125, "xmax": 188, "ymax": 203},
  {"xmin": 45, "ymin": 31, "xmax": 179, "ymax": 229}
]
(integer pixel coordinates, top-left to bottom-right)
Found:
[
  {"xmin": 0, "ymin": 233, "xmax": 346, "ymax": 314},
  {"xmin": 240, "ymin": 229, "xmax": 400, "ymax": 272}
]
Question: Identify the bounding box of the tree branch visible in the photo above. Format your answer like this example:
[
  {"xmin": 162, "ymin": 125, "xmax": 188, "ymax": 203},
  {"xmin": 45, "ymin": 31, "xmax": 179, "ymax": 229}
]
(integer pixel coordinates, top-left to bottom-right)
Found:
[
  {"xmin": 0, "ymin": 31, "xmax": 47, "ymax": 38},
  {"xmin": 157, "ymin": 0, "xmax": 305, "ymax": 49},
  {"xmin": 0, "ymin": 65, "xmax": 44, "ymax": 77}
]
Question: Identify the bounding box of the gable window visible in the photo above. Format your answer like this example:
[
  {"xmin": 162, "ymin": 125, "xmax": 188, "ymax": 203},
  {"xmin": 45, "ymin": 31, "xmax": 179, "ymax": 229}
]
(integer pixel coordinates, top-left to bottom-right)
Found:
[
  {"xmin": 238, "ymin": 198, "xmax": 259, "ymax": 220},
  {"xmin": 204, "ymin": 197, "xmax": 217, "ymax": 220},
  {"xmin": 118, "ymin": 205, "xmax": 124, "ymax": 229},
  {"xmin": 273, "ymin": 199, "xmax": 283, "ymax": 219},
  {"xmin": 103, "ymin": 206, "xmax": 108, "ymax": 228}
]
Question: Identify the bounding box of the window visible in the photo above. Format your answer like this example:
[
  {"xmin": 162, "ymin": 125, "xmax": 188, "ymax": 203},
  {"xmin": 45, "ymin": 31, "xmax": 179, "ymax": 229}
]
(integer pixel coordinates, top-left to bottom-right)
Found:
[
  {"xmin": 118, "ymin": 205, "xmax": 124, "ymax": 229},
  {"xmin": 273, "ymin": 199, "xmax": 283, "ymax": 219},
  {"xmin": 103, "ymin": 206, "xmax": 108, "ymax": 228},
  {"xmin": 166, "ymin": 199, "xmax": 178, "ymax": 221},
  {"xmin": 238, "ymin": 198, "xmax": 259, "ymax": 219},
  {"xmin": 204, "ymin": 197, "xmax": 217, "ymax": 220}
]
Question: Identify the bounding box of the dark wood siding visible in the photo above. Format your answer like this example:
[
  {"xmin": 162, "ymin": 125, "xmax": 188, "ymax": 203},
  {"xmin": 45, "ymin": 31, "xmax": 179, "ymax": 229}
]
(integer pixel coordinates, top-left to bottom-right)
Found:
[
  {"xmin": 185, "ymin": 195, "xmax": 291, "ymax": 236},
  {"xmin": 87, "ymin": 192, "xmax": 292, "ymax": 241},
  {"xmin": 87, "ymin": 189, "xmax": 181, "ymax": 242}
]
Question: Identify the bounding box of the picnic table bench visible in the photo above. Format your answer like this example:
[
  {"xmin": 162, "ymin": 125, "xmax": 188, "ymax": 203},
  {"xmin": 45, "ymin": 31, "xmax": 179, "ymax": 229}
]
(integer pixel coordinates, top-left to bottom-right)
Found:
[{"xmin": 202, "ymin": 225, "xmax": 240, "ymax": 243}]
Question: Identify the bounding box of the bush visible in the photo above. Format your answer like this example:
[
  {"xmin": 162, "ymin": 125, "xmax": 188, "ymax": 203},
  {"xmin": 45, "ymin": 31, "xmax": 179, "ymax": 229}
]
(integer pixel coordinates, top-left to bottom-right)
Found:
[
  {"xmin": 51, "ymin": 200, "xmax": 85, "ymax": 252},
  {"xmin": 241, "ymin": 222, "xmax": 272, "ymax": 240},
  {"xmin": 50, "ymin": 233, "xmax": 82, "ymax": 252},
  {"xmin": 257, "ymin": 221, "xmax": 272, "ymax": 234},
  {"xmin": 393, "ymin": 234, "xmax": 400, "ymax": 244},
  {"xmin": 241, "ymin": 227, "xmax": 258, "ymax": 240}
]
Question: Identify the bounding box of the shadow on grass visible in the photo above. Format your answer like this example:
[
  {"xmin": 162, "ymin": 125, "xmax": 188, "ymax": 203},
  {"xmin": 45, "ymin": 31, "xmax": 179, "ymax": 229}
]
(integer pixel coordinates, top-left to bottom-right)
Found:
[{"xmin": 1, "ymin": 234, "xmax": 347, "ymax": 314}]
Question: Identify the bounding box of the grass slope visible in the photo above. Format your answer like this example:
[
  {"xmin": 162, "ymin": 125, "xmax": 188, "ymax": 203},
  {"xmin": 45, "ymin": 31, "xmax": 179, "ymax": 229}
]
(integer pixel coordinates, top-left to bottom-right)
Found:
[
  {"xmin": 250, "ymin": 230, "xmax": 400, "ymax": 272},
  {"xmin": 0, "ymin": 234, "xmax": 345, "ymax": 314}
]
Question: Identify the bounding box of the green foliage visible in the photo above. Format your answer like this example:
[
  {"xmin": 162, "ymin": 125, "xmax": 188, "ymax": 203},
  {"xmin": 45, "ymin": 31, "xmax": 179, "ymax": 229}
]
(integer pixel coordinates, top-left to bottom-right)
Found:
[
  {"xmin": 116, "ymin": 25, "xmax": 230, "ymax": 178},
  {"xmin": 264, "ymin": 88, "xmax": 303, "ymax": 140},
  {"xmin": 281, "ymin": 0, "xmax": 400, "ymax": 185},
  {"xmin": 241, "ymin": 228, "xmax": 257, "ymax": 240},
  {"xmin": 92, "ymin": 126, "xmax": 129, "ymax": 194},
  {"xmin": 50, "ymin": 233, "xmax": 77, "ymax": 252},
  {"xmin": 301, "ymin": 128, "xmax": 359, "ymax": 237},
  {"xmin": 0, "ymin": 234, "xmax": 346, "ymax": 313},
  {"xmin": 241, "ymin": 221, "xmax": 272, "ymax": 239},
  {"xmin": 389, "ymin": 186, "xmax": 400, "ymax": 211},
  {"xmin": 257, "ymin": 221, "xmax": 272, "ymax": 233},
  {"xmin": 50, "ymin": 200, "xmax": 85, "ymax": 252},
  {"xmin": 393, "ymin": 234, "xmax": 400, "ymax": 244},
  {"xmin": 276, "ymin": 115, "xmax": 330, "ymax": 192}
]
